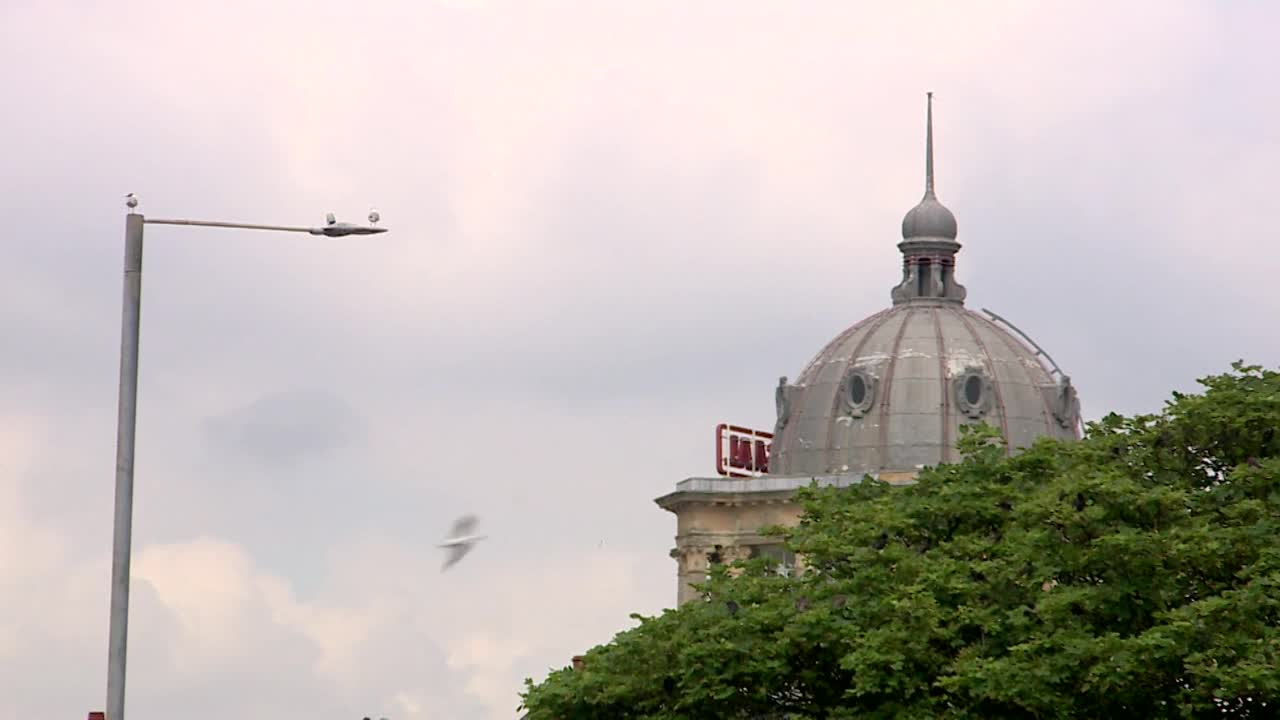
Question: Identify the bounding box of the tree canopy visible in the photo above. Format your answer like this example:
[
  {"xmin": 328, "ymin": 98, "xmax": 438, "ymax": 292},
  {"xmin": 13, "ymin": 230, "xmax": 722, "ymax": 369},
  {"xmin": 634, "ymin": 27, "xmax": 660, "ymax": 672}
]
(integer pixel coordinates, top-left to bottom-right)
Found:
[{"xmin": 520, "ymin": 363, "xmax": 1280, "ymax": 719}]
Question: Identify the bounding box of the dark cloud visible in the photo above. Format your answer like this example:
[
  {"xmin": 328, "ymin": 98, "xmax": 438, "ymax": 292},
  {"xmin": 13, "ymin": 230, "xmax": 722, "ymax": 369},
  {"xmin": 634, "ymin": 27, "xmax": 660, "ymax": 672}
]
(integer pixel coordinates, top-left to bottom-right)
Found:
[{"xmin": 203, "ymin": 389, "xmax": 365, "ymax": 466}]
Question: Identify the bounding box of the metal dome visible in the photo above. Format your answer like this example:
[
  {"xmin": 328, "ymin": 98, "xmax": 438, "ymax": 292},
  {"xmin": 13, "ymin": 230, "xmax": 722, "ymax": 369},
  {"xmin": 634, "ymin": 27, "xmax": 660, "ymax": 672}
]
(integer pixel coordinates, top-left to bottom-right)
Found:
[
  {"xmin": 769, "ymin": 93, "xmax": 1082, "ymax": 477},
  {"xmin": 771, "ymin": 304, "xmax": 1081, "ymax": 476}
]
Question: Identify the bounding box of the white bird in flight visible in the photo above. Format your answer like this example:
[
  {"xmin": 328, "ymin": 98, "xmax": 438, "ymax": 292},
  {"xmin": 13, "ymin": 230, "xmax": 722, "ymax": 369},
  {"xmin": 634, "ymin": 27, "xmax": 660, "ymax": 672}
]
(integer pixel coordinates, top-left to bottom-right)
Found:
[{"xmin": 439, "ymin": 514, "xmax": 486, "ymax": 570}]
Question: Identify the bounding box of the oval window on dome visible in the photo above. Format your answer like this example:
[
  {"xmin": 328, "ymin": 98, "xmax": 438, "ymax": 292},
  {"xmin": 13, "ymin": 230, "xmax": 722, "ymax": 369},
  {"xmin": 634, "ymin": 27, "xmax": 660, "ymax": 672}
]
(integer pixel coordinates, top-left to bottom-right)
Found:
[
  {"xmin": 844, "ymin": 369, "xmax": 876, "ymax": 417},
  {"xmin": 964, "ymin": 374, "xmax": 983, "ymax": 405},
  {"xmin": 849, "ymin": 374, "xmax": 867, "ymax": 406},
  {"xmin": 955, "ymin": 369, "xmax": 990, "ymax": 418}
]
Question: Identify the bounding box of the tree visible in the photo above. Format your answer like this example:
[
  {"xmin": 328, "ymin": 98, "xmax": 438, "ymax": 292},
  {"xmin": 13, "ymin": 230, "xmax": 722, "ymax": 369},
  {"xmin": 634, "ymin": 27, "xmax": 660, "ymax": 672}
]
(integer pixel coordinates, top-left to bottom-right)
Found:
[{"xmin": 520, "ymin": 363, "xmax": 1280, "ymax": 719}]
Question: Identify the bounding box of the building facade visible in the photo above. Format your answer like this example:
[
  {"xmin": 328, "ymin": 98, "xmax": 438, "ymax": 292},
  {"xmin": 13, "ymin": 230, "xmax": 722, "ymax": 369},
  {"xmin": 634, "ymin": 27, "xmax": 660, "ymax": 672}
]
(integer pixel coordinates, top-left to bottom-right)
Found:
[{"xmin": 656, "ymin": 94, "xmax": 1083, "ymax": 604}]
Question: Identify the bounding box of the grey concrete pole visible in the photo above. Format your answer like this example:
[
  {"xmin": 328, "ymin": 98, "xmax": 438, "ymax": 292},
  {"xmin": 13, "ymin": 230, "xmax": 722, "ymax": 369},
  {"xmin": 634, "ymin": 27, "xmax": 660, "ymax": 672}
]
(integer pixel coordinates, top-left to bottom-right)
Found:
[{"xmin": 106, "ymin": 213, "xmax": 144, "ymax": 720}]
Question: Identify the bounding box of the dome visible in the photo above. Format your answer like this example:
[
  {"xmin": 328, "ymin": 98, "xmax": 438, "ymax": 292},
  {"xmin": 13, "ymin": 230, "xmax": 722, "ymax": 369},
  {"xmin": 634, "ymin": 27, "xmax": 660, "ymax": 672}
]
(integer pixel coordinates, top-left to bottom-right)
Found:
[
  {"xmin": 901, "ymin": 194, "xmax": 957, "ymax": 240},
  {"xmin": 771, "ymin": 304, "xmax": 1080, "ymax": 476},
  {"xmin": 768, "ymin": 93, "xmax": 1082, "ymax": 477}
]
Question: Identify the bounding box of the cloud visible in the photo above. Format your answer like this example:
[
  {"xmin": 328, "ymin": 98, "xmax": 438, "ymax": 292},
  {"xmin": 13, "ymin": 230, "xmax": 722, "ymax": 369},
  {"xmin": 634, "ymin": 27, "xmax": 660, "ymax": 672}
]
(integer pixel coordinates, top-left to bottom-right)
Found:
[
  {"xmin": 127, "ymin": 537, "xmax": 490, "ymax": 719},
  {"xmin": 203, "ymin": 389, "xmax": 366, "ymax": 466}
]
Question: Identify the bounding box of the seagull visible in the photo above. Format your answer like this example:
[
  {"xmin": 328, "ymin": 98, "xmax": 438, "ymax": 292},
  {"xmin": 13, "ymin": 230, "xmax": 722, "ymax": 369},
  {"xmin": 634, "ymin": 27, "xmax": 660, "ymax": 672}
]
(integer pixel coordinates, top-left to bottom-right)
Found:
[
  {"xmin": 325, "ymin": 212, "xmax": 336, "ymax": 226},
  {"xmin": 439, "ymin": 514, "xmax": 486, "ymax": 571},
  {"xmin": 125, "ymin": 193, "xmax": 138, "ymax": 209},
  {"xmin": 368, "ymin": 208, "xmax": 380, "ymax": 225}
]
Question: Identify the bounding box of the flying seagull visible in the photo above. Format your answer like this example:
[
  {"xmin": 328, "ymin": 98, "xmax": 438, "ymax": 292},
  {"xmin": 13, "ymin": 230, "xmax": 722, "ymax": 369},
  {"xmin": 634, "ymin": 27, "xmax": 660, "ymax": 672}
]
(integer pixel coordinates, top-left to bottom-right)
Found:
[{"xmin": 439, "ymin": 514, "xmax": 486, "ymax": 571}]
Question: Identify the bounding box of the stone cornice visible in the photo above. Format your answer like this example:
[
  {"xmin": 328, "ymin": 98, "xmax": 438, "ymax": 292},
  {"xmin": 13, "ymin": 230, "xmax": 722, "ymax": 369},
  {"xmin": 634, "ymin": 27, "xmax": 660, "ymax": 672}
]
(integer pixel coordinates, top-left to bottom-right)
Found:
[{"xmin": 654, "ymin": 470, "xmax": 920, "ymax": 513}]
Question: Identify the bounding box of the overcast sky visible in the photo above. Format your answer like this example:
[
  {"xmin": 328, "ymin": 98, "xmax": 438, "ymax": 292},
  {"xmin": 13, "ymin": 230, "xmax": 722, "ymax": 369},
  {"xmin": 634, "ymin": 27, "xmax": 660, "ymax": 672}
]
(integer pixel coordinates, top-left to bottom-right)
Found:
[{"xmin": 3, "ymin": 1, "xmax": 1278, "ymax": 718}]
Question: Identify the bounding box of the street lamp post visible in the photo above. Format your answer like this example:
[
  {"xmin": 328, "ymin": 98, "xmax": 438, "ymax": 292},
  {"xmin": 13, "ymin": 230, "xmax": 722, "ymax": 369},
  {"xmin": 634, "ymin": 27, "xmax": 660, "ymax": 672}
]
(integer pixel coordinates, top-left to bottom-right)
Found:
[{"xmin": 105, "ymin": 203, "xmax": 387, "ymax": 720}]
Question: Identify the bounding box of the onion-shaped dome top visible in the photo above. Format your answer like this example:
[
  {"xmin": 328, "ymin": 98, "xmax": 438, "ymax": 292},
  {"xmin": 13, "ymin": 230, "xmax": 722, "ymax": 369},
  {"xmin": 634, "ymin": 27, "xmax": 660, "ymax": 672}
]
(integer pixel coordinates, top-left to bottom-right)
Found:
[{"xmin": 902, "ymin": 194, "xmax": 957, "ymax": 240}]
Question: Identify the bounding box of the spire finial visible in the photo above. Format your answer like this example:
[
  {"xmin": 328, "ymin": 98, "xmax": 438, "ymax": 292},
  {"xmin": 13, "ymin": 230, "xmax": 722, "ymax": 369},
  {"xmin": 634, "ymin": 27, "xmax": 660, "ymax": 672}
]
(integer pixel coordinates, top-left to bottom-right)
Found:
[
  {"xmin": 925, "ymin": 91, "xmax": 935, "ymax": 196},
  {"xmin": 899, "ymin": 93, "xmax": 958, "ymax": 242},
  {"xmin": 895, "ymin": 92, "xmax": 964, "ymax": 305}
]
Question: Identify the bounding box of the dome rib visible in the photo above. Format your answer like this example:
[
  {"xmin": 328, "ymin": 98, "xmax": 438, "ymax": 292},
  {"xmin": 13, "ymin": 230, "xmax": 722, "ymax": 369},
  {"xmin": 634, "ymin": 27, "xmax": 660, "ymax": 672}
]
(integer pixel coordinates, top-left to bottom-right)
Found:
[
  {"xmin": 948, "ymin": 306, "xmax": 1011, "ymax": 453},
  {"xmin": 819, "ymin": 309, "xmax": 898, "ymax": 472},
  {"xmin": 875, "ymin": 309, "xmax": 917, "ymax": 470},
  {"xmin": 974, "ymin": 312, "xmax": 1057, "ymax": 437},
  {"xmin": 798, "ymin": 309, "xmax": 891, "ymax": 382},
  {"xmin": 930, "ymin": 307, "xmax": 953, "ymax": 464},
  {"xmin": 788, "ymin": 311, "xmax": 894, "ymax": 465}
]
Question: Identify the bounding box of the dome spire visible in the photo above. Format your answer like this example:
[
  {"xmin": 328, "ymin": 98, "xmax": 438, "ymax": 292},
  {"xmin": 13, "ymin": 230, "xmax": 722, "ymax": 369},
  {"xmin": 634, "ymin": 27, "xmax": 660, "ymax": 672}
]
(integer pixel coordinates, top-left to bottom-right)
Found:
[
  {"xmin": 900, "ymin": 92, "xmax": 956, "ymax": 240},
  {"xmin": 925, "ymin": 91, "xmax": 935, "ymax": 196},
  {"xmin": 892, "ymin": 92, "xmax": 966, "ymax": 305}
]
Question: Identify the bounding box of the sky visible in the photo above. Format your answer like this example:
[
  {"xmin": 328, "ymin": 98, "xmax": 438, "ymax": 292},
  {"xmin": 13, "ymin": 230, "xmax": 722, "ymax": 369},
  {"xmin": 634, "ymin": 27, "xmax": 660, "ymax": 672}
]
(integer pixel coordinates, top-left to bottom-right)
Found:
[{"xmin": 2, "ymin": 1, "xmax": 1278, "ymax": 718}]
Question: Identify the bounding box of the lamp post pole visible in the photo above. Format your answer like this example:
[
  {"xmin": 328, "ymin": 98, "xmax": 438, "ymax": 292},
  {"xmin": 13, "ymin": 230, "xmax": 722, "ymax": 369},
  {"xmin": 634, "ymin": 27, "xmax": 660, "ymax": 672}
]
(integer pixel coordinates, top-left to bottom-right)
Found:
[
  {"xmin": 106, "ymin": 213, "xmax": 144, "ymax": 720},
  {"xmin": 103, "ymin": 205, "xmax": 386, "ymax": 720}
]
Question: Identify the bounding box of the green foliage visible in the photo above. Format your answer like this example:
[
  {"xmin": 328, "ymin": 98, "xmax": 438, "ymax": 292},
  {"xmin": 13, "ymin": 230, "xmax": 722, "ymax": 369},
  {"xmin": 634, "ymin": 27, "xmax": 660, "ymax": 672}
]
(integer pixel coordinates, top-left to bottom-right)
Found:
[{"xmin": 520, "ymin": 362, "xmax": 1280, "ymax": 719}]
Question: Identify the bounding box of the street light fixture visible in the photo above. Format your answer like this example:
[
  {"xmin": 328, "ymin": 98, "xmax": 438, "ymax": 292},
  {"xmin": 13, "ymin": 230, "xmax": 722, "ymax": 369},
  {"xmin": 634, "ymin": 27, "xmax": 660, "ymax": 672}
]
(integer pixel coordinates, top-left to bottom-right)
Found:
[
  {"xmin": 103, "ymin": 198, "xmax": 387, "ymax": 720},
  {"xmin": 138, "ymin": 217, "xmax": 388, "ymax": 237}
]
